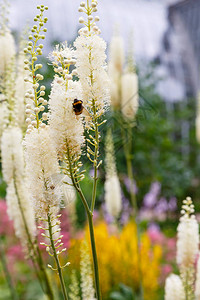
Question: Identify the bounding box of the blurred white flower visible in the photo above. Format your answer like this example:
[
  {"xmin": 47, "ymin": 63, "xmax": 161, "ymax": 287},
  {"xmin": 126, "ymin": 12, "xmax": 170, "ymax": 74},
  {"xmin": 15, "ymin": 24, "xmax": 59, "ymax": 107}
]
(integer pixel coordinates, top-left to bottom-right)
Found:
[
  {"xmin": 176, "ymin": 197, "xmax": 199, "ymax": 270},
  {"xmin": 1, "ymin": 126, "xmax": 36, "ymax": 244},
  {"xmin": 80, "ymin": 241, "xmax": 96, "ymax": 300},
  {"xmin": 165, "ymin": 274, "xmax": 185, "ymax": 300},
  {"xmin": 104, "ymin": 129, "xmax": 122, "ymax": 218},
  {"xmin": 105, "ymin": 174, "xmax": 122, "ymax": 218},
  {"xmin": 0, "ymin": 29, "xmax": 15, "ymax": 74},
  {"xmin": 108, "ymin": 34, "xmax": 124, "ymax": 74},
  {"xmin": 121, "ymin": 72, "xmax": 139, "ymax": 119}
]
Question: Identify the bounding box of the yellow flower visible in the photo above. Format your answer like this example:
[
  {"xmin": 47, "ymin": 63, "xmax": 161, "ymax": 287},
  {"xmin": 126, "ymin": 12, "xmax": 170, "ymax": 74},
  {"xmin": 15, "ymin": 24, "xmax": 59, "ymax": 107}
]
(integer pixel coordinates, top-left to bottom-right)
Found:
[{"xmin": 68, "ymin": 221, "xmax": 162, "ymax": 299}]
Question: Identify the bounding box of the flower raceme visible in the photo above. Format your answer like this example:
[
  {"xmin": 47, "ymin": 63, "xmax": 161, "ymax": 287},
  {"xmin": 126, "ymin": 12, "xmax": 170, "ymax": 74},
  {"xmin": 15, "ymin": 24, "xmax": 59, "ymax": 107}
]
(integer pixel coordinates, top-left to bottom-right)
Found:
[
  {"xmin": 176, "ymin": 197, "xmax": 199, "ymax": 270},
  {"xmin": 108, "ymin": 33, "xmax": 125, "ymax": 108},
  {"xmin": 165, "ymin": 274, "xmax": 185, "ymax": 300},
  {"xmin": 24, "ymin": 126, "xmax": 61, "ymax": 219},
  {"xmin": 48, "ymin": 46, "xmax": 85, "ymax": 160},
  {"xmin": 165, "ymin": 197, "xmax": 199, "ymax": 300},
  {"xmin": 74, "ymin": 0, "xmax": 110, "ymax": 128},
  {"xmin": 0, "ymin": 28, "xmax": 15, "ymax": 74},
  {"xmin": 22, "ymin": 2, "xmax": 110, "ymax": 299},
  {"xmin": 74, "ymin": 34, "xmax": 110, "ymax": 116},
  {"xmin": 1, "ymin": 126, "xmax": 36, "ymax": 245},
  {"xmin": 108, "ymin": 31, "xmax": 139, "ymax": 120},
  {"xmin": 104, "ymin": 129, "xmax": 122, "ymax": 218}
]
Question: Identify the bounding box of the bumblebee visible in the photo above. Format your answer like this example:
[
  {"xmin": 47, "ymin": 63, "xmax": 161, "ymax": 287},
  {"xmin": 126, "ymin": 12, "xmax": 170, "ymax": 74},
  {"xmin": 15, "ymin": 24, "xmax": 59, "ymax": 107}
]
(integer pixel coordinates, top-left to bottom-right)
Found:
[{"xmin": 73, "ymin": 99, "xmax": 83, "ymax": 115}]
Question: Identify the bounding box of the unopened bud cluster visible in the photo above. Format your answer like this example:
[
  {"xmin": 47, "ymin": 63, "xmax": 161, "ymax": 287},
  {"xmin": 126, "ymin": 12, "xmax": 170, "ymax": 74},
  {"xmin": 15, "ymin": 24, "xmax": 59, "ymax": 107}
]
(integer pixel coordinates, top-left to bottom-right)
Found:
[
  {"xmin": 23, "ymin": 5, "xmax": 48, "ymax": 131},
  {"xmin": 78, "ymin": 0, "xmax": 101, "ymax": 36},
  {"xmin": 50, "ymin": 43, "xmax": 77, "ymax": 82},
  {"xmin": 180, "ymin": 196, "xmax": 195, "ymax": 219}
]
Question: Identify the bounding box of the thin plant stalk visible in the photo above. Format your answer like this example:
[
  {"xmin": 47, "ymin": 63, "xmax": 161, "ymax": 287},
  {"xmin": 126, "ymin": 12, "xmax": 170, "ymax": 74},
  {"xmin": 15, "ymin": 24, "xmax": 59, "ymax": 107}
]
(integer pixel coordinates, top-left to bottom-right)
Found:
[
  {"xmin": 90, "ymin": 105, "xmax": 99, "ymax": 213},
  {"xmin": 0, "ymin": 240, "xmax": 18, "ymax": 300},
  {"xmin": 77, "ymin": 184, "xmax": 101, "ymax": 300},
  {"xmin": 47, "ymin": 211, "xmax": 69, "ymax": 300},
  {"xmin": 67, "ymin": 149, "xmax": 101, "ymax": 300},
  {"xmin": 13, "ymin": 174, "xmax": 54, "ymax": 300}
]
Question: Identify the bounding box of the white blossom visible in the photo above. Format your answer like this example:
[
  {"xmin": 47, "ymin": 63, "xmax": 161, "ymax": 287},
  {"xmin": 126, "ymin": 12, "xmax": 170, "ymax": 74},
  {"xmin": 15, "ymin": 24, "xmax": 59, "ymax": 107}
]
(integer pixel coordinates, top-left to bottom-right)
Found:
[
  {"xmin": 6, "ymin": 179, "xmax": 36, "ymax": 244},
  {"xmin": 0, "ymin": 100, "xmax": 9, "ymax": 149},
  {"xmin": 165, "ymin": 274, "xmax": 185, "ymax": 300},
  {"xmin": 48, "ymin": 77, "xmax": 84, "ymax": 158},
  {"xmin": 1, "ymin": 127, "xmax": 25, "ymax": 183},
  {"xmin": 24, "ymin": 127, "xmax": 61, "ymax": 218},
  {"xmin": 74, "ymin": 34, "xmax": 110, "ymax": 114},
  {"xmin": 50, "ymin": 42, "xmax": 75, "ymax": 65},
  {"xmin": 80, "ymin": 241, "xmax": 96, "ymax": 300},
  {"xmin": 105, "ymin": 174, "xmax": 122, "ymax": 218},
  {"xmin": 1, "ymin": 126, "xmax": 36, "ymax": 243},
  {"xmin": 121, "ymin": 72, "xmax": 139, "ymax": 119},
  {"xmin": 108, "ymin": 34, "xmax": 124, "ymax": 108},
  {"xmin": 69, "ymin": 270, "xmax": 81, "ymax": 300},
  {"xmin": 0, "ymin": 29, "xmax": 15, "ymax": 74},
  {"xmin": 176, "ymin": 199, "xmax": 199, "ymax": 270},
  {"xmin": 104, "ymin": 129, "xmax": 122, "ymax": 218},
  {"xmin": 108, "ymin": 34, "xmax": 124, "ymax": 74}
]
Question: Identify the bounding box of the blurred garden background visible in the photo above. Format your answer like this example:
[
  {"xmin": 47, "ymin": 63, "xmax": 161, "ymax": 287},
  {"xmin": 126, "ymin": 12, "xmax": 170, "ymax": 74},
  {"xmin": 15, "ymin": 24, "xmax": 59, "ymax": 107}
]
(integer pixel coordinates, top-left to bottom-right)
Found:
[{"xmin": 1, "ymin": 0, "xmax": 200, "ymax": 299}]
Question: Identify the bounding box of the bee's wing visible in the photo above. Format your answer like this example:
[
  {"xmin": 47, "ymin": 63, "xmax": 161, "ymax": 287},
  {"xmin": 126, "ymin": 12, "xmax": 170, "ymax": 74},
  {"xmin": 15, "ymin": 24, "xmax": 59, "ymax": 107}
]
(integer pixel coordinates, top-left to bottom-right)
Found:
[
  {"xmin": 50, "ymin": 174, "xmax": 76, "ymax": 207},
  {"xmin": 82, "ymin": 107, "xmax": 91, "ymax": 118}
]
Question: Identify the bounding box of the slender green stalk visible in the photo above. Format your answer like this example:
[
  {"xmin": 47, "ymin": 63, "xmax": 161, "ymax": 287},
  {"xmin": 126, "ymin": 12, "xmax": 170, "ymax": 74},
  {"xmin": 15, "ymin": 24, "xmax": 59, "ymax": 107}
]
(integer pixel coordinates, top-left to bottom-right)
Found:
[
  {"xmin": 76, "ymin": 184, "xmax": 101, "ymax": 300},
  {"xmin": 35, "ymin": 242, "xmax": 55, "ymax": 300},
  {"xmin": 91, "ymin": 105, "xmax": 99, "ymax": 213},
  {"xmin": 47, "ymin": 212, "xmax": 69, "ymax": 300},
  {"xmin": 13, "ymin": 174, "xmax": 54, "ymax": 300},
  {"xmin": 87, "ymin": 210, "xmax": 101, "ymax": 300},
  {"xmin": 0, "ymin": 240, "xmax": 18, "ymax": 300},
  {"xmin": 66, "ymin": 149, "xmax": 101, "ymax": 300}
]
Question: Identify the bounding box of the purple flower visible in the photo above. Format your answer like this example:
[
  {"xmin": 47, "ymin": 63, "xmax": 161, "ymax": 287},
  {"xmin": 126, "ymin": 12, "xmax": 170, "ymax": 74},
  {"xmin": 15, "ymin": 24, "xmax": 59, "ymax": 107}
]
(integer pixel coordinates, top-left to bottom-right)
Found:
[
  {"xmin": 143, "ymin": 181, "xmax": 161, "ymax": 208},
  {"xmin": 154, "ymin": 197, "xmax": 168, "ymax": 214},
  {"xmin": 123, "ymin": 175, "xmax": 138, "ymax": 195},
  {"xmin": 168, "ymin": 197, "xmax": 177, "ymax": 211}
]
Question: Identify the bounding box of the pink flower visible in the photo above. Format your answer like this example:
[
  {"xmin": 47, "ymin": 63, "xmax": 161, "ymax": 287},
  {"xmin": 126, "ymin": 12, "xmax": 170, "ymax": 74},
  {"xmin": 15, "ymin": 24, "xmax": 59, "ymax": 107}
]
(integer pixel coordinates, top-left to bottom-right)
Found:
[
  {"xmin": 147, "ymin": 225, "xmax": 165, "ymax": 244},
  {"xmin": 7, "ymin": 244, "xmax": 24, "ymax": 261},
  {"xmin": 162, "ymin": 264, "xmax": 173, "ymax": 275},
  {"xmin": 0, "ymin": 200, "xmax": 14, "ymax": 235}
]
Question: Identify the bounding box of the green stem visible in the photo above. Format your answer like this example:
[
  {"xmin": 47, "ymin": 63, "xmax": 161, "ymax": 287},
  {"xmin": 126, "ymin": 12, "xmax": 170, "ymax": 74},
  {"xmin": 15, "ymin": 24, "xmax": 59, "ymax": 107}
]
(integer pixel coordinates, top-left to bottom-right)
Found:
[
  {"xmin": 185, "ymin": 270, "xmax": 189, "ymax": 300},
  {"xmin": 87, "ymin": 210, "xmax": 101, "ymax": 300},
  {"xmin": 47, "ymin": 212, "xmax": 69, "ymax": 300},
  {"xmin": 91, "ymin": 116, "xmax": 99, "ymax": 212},
  {"xmin": 66, "ymin": 149, "xmax": 101, "ymax": 300},
  {"xmin": 0, "ymin": 240, "xmax": 18, "ymax": 300},
  {"xmin": 13, "ymin": 174, "xmax": 54, "ymax": 300},
  {"xmin": 35, "ymin": 242, "xmax": 55, "ymax": 300},
  {"xmin": 75, "ymin": 185, "xmax": 101, "ymax": 300}
]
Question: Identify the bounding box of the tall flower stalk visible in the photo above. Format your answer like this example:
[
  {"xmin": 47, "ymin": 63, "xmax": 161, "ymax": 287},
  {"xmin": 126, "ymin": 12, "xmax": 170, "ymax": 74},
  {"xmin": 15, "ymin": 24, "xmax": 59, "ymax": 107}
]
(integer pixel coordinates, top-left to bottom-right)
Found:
[
  {"xmin": 0, "ymin": 3, "xmax": 55, "ymax": 298},
  {"xmin": 48, "ymin": 0, "xmax": 110, "ymax": 298},
  {"xmin": 23, "ymin": 6, "xmax": 69, "ymax": 299},
  {"xmin": 165, "ymin": 197, "xmax": 199, "ymax": 300},
  {"xmin": 72, "ymin": 1, "xmax": 110, "ymax": 298}
]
